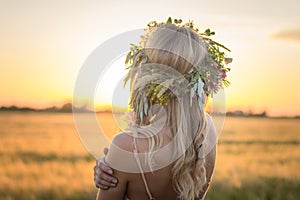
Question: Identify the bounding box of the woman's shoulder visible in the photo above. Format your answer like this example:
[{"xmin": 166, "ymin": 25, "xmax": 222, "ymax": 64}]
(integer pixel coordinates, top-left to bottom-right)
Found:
[
  {"xmin": 197, "ymin": 112, "xmax": 217, "ymax": 159},
  {"xmin": 105, "ymin": 132, "xmax": 142, "ymax": 173},
  {"xmin": 204, "ymin": 112, "xmax": 213, "ymax": 122},
  {"xmin": 111, "ymin": 132, "xmax": 135, "ymax": 152},
  {"xmin": 204, "ymin": 112, "xmax": 216, "ymax": 134}
]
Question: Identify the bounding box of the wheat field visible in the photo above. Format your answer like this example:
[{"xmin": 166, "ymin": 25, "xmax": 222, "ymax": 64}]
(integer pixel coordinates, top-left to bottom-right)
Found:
[{"xmin": 0, "ymin": 112, "xmax": 299, "ymax": 200}]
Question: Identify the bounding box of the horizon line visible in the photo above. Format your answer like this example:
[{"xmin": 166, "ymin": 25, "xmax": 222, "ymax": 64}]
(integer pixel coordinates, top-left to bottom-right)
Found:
[{"xmin": 1, "ymin": 103, "xmax": 299, "ymax": 118}]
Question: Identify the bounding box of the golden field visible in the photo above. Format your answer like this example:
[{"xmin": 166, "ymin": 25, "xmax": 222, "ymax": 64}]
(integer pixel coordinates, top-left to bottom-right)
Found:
[{"xmin": 0, "ymin": 112, "xmax": 299, "ymax": 200}]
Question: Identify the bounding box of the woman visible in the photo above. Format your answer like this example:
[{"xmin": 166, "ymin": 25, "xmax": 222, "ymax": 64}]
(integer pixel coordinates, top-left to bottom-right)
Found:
[{"xmin": 94, "ymin": 18, "xmax": 231, "ymax": 200}]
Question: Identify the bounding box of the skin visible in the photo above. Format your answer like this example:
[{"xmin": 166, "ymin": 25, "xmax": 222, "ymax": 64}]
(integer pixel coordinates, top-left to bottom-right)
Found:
[
  {"xmin": 94, "ymin": 148, "xmax": 118, "ymax": 190},
  {"xmin": 94, "ymin": 137, "xmax": 216, "ymax": 200},
  {"xmin": 94, "ymin": 96, "xmax": 211, "ymax": 191},
  {"xmin": 96, "ymin": 133, "xmax": 179, "ymax": 200}
]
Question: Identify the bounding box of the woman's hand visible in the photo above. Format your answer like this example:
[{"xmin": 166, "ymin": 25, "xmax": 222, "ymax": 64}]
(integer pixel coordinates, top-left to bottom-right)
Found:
[{"xmin": 94, "ymin": 147, "xmax": 118, "ymax": 190}]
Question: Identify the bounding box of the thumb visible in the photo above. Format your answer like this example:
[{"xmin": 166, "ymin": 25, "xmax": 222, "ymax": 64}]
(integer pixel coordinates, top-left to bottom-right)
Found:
[{"xmin": 103, "ymin": 147, "xmax": 109, "ymax": 156}]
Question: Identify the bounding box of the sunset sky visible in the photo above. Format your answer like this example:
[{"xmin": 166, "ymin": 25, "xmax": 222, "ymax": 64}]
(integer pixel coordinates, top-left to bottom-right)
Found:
[{"xmin": 1, "ymin": 0, "xmax": 300, "ymax": 116}]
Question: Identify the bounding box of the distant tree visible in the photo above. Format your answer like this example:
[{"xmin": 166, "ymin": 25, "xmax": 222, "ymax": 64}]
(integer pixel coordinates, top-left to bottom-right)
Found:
[{"xmin": 60, "ymin": 103, "xmax": 73, "ymax": 112}]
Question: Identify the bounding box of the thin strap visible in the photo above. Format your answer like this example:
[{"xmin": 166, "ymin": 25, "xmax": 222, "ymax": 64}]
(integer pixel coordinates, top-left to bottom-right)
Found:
[{"xmin": 133, "ymin": 137, "xmax": 155, "ymax": 200}]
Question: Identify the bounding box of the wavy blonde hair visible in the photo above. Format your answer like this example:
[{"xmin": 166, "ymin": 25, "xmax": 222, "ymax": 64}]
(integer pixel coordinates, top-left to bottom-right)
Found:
[{"xmin": 129, "ymin": 24, "xmax": 208, "ymax": 200}]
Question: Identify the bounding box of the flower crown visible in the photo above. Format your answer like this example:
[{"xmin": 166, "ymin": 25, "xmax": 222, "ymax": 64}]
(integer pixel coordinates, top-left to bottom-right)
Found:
[{"xmin": 124, "ymin": 17, "xmax": 232, "ymax": 120}]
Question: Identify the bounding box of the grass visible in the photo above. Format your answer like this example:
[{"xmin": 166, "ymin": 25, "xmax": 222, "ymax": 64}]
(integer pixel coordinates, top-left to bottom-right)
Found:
[
  {"xmin": 208, "ymin": 178, "xmax": 300, "ymax": 200},
  {"xmin": 0, "ymin": 112, "xmax": 299, "ymax": 199}
]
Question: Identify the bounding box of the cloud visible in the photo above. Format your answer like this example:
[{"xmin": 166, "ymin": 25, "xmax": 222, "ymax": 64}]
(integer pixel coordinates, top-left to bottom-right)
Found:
[{"xmin": 272, "ymin": 28, "xmax": 300, "ymax": 43}]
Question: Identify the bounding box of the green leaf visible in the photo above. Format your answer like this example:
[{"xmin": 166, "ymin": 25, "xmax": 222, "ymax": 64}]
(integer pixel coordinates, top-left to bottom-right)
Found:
[
  {"xmin": 125, "ymin": 51, "xmax": 131, "ymax": 65},
  {"xmin": 167, "ymin": 17, "xmax": 172, "ymax": 24},
  {"xmin": 205, "ymin": 29, "xmax": 211, "ymax": 36}
]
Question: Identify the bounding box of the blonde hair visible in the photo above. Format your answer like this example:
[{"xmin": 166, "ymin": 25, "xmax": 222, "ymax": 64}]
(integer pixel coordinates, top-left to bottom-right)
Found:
[{"xmin": 129, "ymin": 24, "xmax": 208, "ymax": 200}]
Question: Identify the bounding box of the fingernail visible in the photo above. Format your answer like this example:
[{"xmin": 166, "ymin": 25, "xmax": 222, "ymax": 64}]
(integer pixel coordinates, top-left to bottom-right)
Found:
[
  {"xmin": 112, "ymin": 179, "xmax": 117, "ymax": 183},
  {"xmin": 110, "ymin": 183, "xmax": 116, "ymax": 187},
  {"xmin": 108, "ymin": 170, "xmax": 113, "ymax": 174}
]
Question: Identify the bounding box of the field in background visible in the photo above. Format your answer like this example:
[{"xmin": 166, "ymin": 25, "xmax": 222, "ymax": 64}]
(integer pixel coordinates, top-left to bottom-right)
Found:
[{"xmin": 0, "ymin": 112, "xmax": 300, "ymax": 200}]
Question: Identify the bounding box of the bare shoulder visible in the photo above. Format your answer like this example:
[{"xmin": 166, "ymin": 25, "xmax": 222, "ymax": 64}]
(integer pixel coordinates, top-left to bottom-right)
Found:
[
  {"xmin": 97, "ymin": 134, "xmax": 131, "ymax": 200},
  {"xmin": 204, "ymin": 112, "xmax": 214, "ymax": 125},
  {"xmin": 111, "ymin": 132, "xmax": 134, "ymax": 152},
  {"xmin": 105, "ymin": 132, "xmax": 140, "ymax": 173}
]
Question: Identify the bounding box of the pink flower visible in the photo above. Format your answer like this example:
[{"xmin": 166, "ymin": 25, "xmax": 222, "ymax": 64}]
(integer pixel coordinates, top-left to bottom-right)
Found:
[
  {"xmin": 221, "ymin": 71, "xmax": 227, "ymax": 79},
  {"xmin": 193, "ymin": 93, "xmax": 200, "ymax": 100}
]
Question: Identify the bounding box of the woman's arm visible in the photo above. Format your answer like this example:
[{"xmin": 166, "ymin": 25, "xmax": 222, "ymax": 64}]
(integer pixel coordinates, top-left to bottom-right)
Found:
[
  {"xmin": 94, "ymin": 148, "xmax": 118, "ymax": 190},
  {"xmin": 96, "ymin": 133, "xmax": 134, "ymax": 200},
  {"xmin": 96, "ymin": 168, "xmax": 128, "ymax": 200}
]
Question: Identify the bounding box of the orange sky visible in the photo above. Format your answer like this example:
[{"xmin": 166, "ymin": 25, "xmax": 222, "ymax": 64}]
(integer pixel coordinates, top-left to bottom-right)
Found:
[{"xmin": 0, "ymin": 0, "xmax": 300, "ymax": 117}]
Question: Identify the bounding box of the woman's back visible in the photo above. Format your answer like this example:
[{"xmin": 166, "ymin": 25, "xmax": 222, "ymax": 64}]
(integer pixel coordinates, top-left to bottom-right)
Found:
[
  {"xmin": 126, "ymin": 164, "xmax": 177, "ymax": 200},
  {"xmin": 98, "ymin": 114, "xmax": 216, "ymax": 200},
  {"xmin": 125, "ymin": 142, "xmax": 216, "ymax": 200}
]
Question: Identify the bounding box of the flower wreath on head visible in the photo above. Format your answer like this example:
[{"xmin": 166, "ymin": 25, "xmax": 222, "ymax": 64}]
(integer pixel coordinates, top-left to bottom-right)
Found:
[{"xmin": 124, "ymin": 17, "xmax": 232, "ymax": 122}]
